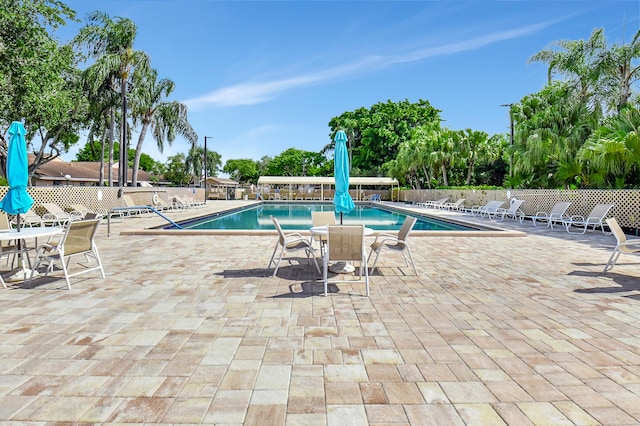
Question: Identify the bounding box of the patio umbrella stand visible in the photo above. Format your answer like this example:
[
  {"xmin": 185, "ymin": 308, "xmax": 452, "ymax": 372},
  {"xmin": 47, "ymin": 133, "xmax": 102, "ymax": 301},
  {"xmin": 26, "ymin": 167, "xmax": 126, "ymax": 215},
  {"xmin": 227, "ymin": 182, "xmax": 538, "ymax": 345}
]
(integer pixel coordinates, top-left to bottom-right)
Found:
[
  {"xmin": 330, "ymin": 130, "xmax": 356, "ymax": 274},
  {"xmin": 0, "ymin": 121, "xmax": 36, "ymax": 283}
]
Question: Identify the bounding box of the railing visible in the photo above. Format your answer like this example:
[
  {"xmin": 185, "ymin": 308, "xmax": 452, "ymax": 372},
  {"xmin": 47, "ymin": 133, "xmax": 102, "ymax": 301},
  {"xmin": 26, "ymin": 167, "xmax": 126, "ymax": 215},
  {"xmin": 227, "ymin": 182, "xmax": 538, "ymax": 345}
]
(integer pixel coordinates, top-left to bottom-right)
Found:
[{"xmin": 107, "ymin": 206, "xmax": 182, "ymax": 237}]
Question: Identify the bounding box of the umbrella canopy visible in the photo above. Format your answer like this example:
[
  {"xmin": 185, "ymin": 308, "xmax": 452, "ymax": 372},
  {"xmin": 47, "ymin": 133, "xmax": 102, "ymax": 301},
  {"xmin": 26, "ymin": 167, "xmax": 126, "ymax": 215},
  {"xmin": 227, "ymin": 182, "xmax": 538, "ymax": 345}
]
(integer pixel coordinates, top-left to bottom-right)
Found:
[
  {"xmin": 333, "ymin": 130, "xmax": 354, "ymax": 222},
  {"xmin": 0, "ymin": 121, "xmax": 34, "ymax": 215}
]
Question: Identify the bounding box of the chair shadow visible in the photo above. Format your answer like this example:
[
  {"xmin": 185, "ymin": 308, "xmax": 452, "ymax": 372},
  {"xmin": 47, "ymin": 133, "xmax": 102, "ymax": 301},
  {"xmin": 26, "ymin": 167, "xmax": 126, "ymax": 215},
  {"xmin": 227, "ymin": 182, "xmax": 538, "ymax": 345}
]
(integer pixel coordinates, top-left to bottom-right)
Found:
[
  {"xmin": 270, "ymin": 281, "xmax": 340, "ymax": 298},
  {"xmin": 569, "ymin": 269, "xmax": 640, "ymax": 294},
  {"xmin": 213, "ymin": 256, "xmax": 318, "ymax": 280}
]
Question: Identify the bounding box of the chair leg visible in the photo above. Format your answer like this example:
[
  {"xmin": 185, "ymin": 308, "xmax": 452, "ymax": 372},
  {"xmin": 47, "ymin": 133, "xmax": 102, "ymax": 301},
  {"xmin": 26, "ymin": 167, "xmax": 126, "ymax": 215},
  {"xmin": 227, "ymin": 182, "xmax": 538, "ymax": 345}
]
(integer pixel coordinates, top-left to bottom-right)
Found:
[
  {"xmin": 368, "ymin": 248, "xmax": 382, "ymax": 275},
  {"xmin": 272, "ymin": 246, "xmax": 285, "ymax": 277},
  {"xmin": 267, "ymin": 242, "xmax": 280, "ymax": 269},
  {"xmin": 323, "ymin": 252, "xmax": 329, "ymax": 296},
  {"xmin": 603, "ymin": 250, "xmax": 621, "ymax": 273},
  {"xmin": 404, "ymin": 246, "xmax": 418, "ymax": 275}
]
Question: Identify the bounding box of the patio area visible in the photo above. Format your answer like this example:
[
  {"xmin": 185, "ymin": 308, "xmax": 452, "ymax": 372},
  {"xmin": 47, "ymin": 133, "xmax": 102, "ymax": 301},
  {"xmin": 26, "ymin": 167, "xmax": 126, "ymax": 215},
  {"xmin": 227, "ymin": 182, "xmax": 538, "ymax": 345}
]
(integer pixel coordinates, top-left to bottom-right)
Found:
[{"xmin": 0, "ymin": 201, "xmax": 639, "ymax": 424}]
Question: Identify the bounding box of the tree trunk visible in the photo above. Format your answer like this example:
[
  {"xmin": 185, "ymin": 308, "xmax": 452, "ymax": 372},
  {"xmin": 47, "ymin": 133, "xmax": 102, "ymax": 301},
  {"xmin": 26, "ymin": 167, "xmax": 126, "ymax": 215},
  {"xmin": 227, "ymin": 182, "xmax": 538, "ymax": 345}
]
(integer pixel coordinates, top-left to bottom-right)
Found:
[
  {"xmin": 99, "ymin": 128, "xmax": 106, "ymax": 186},
  {"xmin": 108, "ymin": 108, "xmax": 115, "ymax": 187},
  {"xmin": 131, "ymin": 122, "xmax": 149, "ymax": 187},
  {"xmin": 465, "ymin": 160, "xmax": 474, "ymax": 186},
  {"xmin": 441, "ymin": 163, "xmax": 449, "ymax": 187}
]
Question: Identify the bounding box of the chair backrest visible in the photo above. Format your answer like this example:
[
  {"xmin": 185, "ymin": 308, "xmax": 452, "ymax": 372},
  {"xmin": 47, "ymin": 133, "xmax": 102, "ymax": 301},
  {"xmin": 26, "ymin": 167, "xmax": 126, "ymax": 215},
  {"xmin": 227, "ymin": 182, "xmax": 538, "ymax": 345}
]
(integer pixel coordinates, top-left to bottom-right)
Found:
[
  {"xmin": 485, "ymin": 200, "xmax": 503, "ymax": 211},
  {"xmin": 398, "ymin": 216, "xmax": 417, "ymax": 241},
  {"xmin": 453, "ymin": 199, "xmax": 465, "ymax": 206},
  {"xmin": 507, "ymin": 199, "xmax": 524, "ymax": 212},
  {"xmin": 589, "ymin": 204, "xmax": 614, "ymax": 219},
  {"xmin": 606, "ymin": 218, "xmax": 626, "ymax": 244},
  {"xmin": 61, "ymin": 218, "xmax": 101, "ymax": 256},
  {"xmin": 0, "ymin": 212, "xmax": 11, "ymax": 231},
  {"xmin": 327, "ymin": 225, "xmax": 365, "ymax": 262},
  {"xmin": 270, "ymin": 215, "xmax": 286, "ymax": 245},
  {"xmin": 123, "ymin": 195, "xmax": 138, "ymax": 207},
  {"xmin": 550, "ymin": 201, "xmax": 571, "ymax": 216},
  {"xmin": 41, "ymin": 203, "xmax": 65, "ymax": 215},
  {"xmin": 312, "ymin": 211, "xmax": 336, "ymax": 227}
]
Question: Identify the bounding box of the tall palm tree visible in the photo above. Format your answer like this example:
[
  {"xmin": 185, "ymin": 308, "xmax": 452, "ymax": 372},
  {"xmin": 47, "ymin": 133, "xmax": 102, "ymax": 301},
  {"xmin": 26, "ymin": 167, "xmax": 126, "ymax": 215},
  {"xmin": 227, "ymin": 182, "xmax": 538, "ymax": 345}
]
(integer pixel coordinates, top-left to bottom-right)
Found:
[
  {"xmin": 598, "ymin": 29, "xmax": 640, "ymax": 112},
  {"xmin": 529, "ymin": 28, "xmax": 606, "ymax": 106},
  {"xmin": 129, "ymin": 68, "xmax": 197, "ymax": 186},
  {"xmin": 74, "ymin": 11, "xmax": 150, "ymax": 187}
]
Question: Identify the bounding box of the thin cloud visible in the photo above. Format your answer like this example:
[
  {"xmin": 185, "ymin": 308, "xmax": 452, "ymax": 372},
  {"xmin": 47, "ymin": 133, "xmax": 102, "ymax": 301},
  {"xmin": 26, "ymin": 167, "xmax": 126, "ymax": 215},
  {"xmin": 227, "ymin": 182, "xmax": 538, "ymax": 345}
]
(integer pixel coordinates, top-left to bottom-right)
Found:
[{"xmin": 184, "ymin": 18, "xmax": 563, "ymax": 110}]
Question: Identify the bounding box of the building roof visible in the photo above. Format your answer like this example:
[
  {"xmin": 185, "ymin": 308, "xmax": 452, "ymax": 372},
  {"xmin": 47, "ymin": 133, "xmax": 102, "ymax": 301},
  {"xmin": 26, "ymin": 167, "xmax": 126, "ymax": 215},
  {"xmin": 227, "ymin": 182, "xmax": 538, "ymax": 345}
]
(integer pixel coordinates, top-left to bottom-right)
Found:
[
  {"xmin": 257, "ymin": 176, "xmax": 399, "ymax": 186},
  {"xmin": 31, "ymin": 156, "xmax": 155, "ymax": 183},
  {"xmin": 205, "ymin": 176, "xmax": 239, "ymax": 187}
]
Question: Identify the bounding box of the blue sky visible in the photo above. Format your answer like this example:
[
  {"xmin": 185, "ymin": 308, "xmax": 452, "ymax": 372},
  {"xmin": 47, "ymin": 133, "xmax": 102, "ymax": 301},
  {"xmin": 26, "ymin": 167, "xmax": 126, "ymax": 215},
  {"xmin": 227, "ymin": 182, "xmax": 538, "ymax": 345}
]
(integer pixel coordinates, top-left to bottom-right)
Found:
[{"xmin": 58, "ymin": 1, "xmax": 639, "ymax": 171}]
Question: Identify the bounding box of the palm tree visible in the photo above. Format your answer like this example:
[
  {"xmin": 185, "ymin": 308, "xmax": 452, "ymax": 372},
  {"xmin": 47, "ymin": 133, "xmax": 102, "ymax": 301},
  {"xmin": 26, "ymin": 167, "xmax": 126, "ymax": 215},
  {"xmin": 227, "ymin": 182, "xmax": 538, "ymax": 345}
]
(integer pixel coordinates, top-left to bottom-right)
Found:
[
  {"xmin": 598, "ymin": 29, "xmax": 640, "ymax": 112},
  {"xmin": 129, "ymin": 68, "xmax": 197, "ymax": 186},
  {"xmin": 74, "ymin": 11, "xmax": 150, "ymax": 187},
  {"xmin": 529, "ymin": 28, "xmax": 606, "ymax": 106}
]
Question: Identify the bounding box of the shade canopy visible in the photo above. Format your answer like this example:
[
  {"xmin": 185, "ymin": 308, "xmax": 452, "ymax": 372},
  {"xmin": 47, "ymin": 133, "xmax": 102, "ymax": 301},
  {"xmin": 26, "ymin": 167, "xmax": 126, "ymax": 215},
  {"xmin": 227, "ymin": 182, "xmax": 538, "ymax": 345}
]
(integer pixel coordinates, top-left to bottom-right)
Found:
[
  {"xmin": 0, "ymin": 121, "xmax": 34, "ymax": 215},
  {"xmin": 333, "ymin": 130, "xmax": 354, "ymax": 216}
]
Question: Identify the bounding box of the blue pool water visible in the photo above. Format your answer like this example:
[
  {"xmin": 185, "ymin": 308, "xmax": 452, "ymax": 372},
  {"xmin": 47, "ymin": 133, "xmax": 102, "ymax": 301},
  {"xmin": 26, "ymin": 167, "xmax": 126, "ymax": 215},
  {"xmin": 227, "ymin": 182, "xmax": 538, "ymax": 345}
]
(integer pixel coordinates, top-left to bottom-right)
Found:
[{"xmin": 168, "ymin": 203, "xmax": 476, "ymax": 231}]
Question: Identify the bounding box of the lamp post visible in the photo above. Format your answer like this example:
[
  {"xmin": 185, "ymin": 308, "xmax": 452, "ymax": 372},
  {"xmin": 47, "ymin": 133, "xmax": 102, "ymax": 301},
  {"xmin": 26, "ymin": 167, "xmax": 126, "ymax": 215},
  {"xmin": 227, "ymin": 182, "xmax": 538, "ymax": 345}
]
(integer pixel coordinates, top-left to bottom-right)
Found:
[
  {"xmin": 500, "ymin": 103, "xmax": 514, "ymax": 178},
  {"xmin": 204, "ymin": 136, "xmax": 212, "ymax": 199}
]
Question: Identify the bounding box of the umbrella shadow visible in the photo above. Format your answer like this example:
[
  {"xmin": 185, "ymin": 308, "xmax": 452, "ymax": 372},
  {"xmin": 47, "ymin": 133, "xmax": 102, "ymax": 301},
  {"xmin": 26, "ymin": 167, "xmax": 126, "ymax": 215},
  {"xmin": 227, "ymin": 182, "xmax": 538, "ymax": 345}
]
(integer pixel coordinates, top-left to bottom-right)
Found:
[{"xmin": 569, "ymin": 270, "xmax": 640, "ymax": 294}]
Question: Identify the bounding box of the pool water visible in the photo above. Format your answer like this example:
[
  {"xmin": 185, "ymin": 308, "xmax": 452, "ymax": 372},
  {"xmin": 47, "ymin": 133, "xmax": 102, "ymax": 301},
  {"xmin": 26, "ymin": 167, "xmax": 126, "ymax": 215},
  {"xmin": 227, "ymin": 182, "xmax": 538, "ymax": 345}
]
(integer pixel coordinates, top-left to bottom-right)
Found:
[{"xmin": 170, "ymin": 203, "xmax": 475, "ymax": 231}]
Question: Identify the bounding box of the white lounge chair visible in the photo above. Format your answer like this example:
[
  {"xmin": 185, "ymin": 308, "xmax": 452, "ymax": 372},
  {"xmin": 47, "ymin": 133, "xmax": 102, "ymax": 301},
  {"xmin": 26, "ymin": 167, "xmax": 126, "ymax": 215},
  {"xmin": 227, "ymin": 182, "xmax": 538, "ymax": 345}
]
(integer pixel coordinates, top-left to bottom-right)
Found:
[
  {"xmin": 441, "ymin": 198, "xmax": 465, "ymax": 211},
  {"xmin": 491, "ymin": 198, "xmax": 525, "ymax": 221},
  {"xmin": 527, "ymin": 201, "xmax": 571, "ymax": 229},
  {"xmin": 468, "ymin": 200, "xmax": 504, "ymax": 217},
  {"xmin": 603, "ymin": 218, "xmax": 640, "ymax": 273},
  {"xmin": 563, "ymin": 203, "xmax": 614, "ymax": 234},
  {"xmin": 40, "ymin": 203, "xmax": 82, "ymax": 226},
  {"xmin": 418, "ymin": 198, "xmax": 448, "ymax": 208}
]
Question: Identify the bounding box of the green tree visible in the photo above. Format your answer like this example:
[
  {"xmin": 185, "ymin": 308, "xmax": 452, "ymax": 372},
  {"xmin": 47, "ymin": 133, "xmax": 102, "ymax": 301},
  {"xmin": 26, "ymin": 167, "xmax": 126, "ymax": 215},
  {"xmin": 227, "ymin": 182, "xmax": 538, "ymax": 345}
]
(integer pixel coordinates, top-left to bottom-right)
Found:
[
  {"xmin": 0, "ymin": 0, "xmax": 87, "ymax": 181},
  {"xmin": 579, "ymin": 107, "xmax": 640, "ymax": 188},
  {"xmin": 223, "ymin": 159, "xmax": 259, "ymax": 184},
  {"xmin": 164, "ymin": 153, "xmax": 189, "ymax": 186},
  {"xmin": 73, "ymin": 11, "xmax": 150, "ymax": 187},
  {"xmin": 598, "ymin": 29, "xmax": 640, "ymax": 112},
  {"xmin": 266, "ymin": 148, "xmax": 326, "ymax": 177},
  {"xmin": 328, "ymin": 99, "xmax": 441, "ymax": 175},
  {"xmin": 130, "ymin": 68, "xmax": 197, "ymax": 186}
]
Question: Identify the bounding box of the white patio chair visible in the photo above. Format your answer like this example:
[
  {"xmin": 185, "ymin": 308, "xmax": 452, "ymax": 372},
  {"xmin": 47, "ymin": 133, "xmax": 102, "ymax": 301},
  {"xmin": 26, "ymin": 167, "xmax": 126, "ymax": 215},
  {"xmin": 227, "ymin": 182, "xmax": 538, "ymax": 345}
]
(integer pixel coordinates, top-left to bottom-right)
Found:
[
  {"xmin": 491, "ymin": 198, "xmax": 525, "ymax": 221},
  {"xmin": 324, "ymin": 225, "xmax": 369, "ymax": 297},
  {"xmin": 40, "ymin": 202, "xmax": 82, "ymax": 226},
  {"xmin": 368, "ymin": 216, "xmax": 417, "ymax": 275},
  {"xmin": 602, "ymin": 218, "xmax": 640, "ymax": 273},
  {"xmin": 527, "ymin": 201, "xmax": 571, "ymax": 229},
  {"xmin": 311, "ymin": 211, "xmax": 336, "ymax": 256},
  {"xmin": 441, "ymin": 198, "xmax": 466, "ymax": 211},
  {"xmin": 563, "ymin": 203, "xmax": 614, "ymax": 234},
  {"xmin": 28, "ymin": 218, "xmax": 105, "ymax": 289},
  {"xmin": 268, "ymin": 216, "xmax": 319, "ymax": 277},
  {"xmin": 469, "ymin": 200, "xmax": 504, "ymax": 217}
]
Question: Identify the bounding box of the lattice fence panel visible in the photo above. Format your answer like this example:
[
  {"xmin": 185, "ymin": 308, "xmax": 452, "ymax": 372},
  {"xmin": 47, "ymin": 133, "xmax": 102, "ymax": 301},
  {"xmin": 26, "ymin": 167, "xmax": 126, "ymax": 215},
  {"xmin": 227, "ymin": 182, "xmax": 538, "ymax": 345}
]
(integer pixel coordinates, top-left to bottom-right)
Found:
[{"xmin": 402, "ymin": 188, "xmax": 640, "ymax": 232}]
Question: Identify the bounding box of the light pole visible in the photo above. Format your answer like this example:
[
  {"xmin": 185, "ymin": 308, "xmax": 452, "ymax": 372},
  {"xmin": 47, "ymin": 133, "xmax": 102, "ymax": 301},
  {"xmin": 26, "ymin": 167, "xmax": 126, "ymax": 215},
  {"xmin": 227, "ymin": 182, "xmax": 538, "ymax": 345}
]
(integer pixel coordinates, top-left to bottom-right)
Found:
[
  {"xmin": 204, "ymin": 136, "xmax": 212, "ymax": 199},
  {"xmin": 500, "ymin": 103, "xmax": 514, "ymax": 178}
]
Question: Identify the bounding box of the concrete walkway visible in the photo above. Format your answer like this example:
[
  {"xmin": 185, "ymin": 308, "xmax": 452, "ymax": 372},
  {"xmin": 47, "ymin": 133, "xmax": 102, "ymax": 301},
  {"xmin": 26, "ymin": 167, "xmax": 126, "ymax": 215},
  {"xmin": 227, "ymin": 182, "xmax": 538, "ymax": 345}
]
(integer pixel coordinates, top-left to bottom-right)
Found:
[{"xmin": 0, "ymin": 201, "xmax": 639, "ymax": 424}]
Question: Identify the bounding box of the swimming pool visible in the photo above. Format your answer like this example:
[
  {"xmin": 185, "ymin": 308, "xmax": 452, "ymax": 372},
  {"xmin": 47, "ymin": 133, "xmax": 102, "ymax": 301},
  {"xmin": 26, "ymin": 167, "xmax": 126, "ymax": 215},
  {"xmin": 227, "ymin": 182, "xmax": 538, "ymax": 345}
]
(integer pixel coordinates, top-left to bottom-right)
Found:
[{"xmin": 166, "ymin": 203, "xmax": 476, "ymax": 231}]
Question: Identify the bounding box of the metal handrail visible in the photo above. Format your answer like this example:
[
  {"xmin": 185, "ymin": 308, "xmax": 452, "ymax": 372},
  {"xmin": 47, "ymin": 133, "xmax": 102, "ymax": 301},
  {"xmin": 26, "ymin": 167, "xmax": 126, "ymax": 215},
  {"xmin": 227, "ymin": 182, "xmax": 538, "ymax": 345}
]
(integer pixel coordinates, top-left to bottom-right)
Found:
[{"xmin": 107, "ymin": 206, "xmax": 182, "ymax": 237}]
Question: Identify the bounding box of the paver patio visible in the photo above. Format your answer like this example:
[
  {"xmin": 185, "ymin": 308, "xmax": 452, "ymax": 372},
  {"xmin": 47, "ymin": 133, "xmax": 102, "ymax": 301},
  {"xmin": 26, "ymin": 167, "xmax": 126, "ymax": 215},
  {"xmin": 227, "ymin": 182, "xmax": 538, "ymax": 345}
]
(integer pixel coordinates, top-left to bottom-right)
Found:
[{"xmin": 0, "ymin": 200, "xmax": 639, "ymax": 425}]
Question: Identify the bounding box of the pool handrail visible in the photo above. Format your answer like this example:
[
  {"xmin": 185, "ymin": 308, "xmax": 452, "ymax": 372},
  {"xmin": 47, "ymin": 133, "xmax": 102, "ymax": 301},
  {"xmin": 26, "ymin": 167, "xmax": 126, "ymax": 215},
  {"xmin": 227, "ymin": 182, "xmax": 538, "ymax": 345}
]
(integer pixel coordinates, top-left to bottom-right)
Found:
[{"xmin": 107, "ymin": 205, "xmax": 182, "ymax": 236}]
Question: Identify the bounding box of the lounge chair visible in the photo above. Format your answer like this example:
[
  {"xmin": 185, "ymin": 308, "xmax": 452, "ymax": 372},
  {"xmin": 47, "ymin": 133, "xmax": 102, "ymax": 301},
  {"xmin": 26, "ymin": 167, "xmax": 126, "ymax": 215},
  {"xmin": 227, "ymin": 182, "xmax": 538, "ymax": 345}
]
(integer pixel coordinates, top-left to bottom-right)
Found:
[
  {"xmin": 418, "ymin": 198, "xmax": 448, "ymax": 208},
  {"xmin": 268, "ymin": 216, "xmax": 319, "ymax": 277},
  {"xmin": 122, "ymin": 195, "xmax": 149, "ymax": 216},
  {"xmin": 603, "ymin": 218, "xmax": 640, "ymax": 273},
  {"xmin": 323, "ymin": 225, "xmax": 369, "ymax": 296},
  {"xmin": 441, "ymin": 198, "xmax": 466, "ymax": 211},
  {"xmin": 40, "ymin": 202, "xmax": 82, "ymax": 226},
  {"xmin": 311, "ymin": 211, "xmax": 337, "ymax": 256},
  {"xmin": 563, "ymin": 203, "xmax": 614, "ymax": 234},
  {"xmin": 370, "ymin": 194, "xmax": 381, "ymax": 202},
  {"xmin": 69, "ymin": 204, "xmax": 108, "ymax": 220},
  {"xmin": 11, "ymin": 208, "xmax": 43, "ymax": 228},
  {"xmin": 527, "ymin": 201, "xmax": 571, "ymax": 229},
  {"xmin": 468, "ymin": 200, "xmax": 504, "ymax": 217},
  {"xmin": 368, "ymin": 216, "xmax": 417, "ymax": 275},
  {"xmin": 28, "ymin": 218, "xmax": 105, "ymax": 290},
  {"xmin": 491, "ymin": 198, "xmax": 525, "ymax": 221}
]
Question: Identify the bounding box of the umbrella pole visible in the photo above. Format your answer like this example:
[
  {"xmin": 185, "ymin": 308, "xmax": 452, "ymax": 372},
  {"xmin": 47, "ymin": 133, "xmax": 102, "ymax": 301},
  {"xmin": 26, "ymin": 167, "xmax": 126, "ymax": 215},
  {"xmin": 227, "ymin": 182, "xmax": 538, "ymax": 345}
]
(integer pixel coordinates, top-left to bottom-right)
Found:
[{"xmin": 340, "ymin": 212, "xmax": 343, "ymax": 225}]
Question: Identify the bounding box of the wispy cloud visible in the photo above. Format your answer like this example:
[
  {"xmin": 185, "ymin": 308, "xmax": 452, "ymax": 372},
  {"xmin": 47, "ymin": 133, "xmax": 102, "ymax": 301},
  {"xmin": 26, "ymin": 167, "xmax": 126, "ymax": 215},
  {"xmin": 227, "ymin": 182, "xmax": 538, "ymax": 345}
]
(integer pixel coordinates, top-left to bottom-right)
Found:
[{"xmin": 184, "ymin": 18, "xmax": 562, "ymax": 110}]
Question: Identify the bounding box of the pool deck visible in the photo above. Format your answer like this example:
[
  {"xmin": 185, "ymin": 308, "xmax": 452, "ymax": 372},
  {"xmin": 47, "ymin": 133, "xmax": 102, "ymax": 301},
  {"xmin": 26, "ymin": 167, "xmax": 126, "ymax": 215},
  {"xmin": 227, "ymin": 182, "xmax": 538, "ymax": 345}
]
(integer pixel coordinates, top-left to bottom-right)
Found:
[{"xmin": 1, "ymin": 200, "xmax": 640, "ymax": 424}]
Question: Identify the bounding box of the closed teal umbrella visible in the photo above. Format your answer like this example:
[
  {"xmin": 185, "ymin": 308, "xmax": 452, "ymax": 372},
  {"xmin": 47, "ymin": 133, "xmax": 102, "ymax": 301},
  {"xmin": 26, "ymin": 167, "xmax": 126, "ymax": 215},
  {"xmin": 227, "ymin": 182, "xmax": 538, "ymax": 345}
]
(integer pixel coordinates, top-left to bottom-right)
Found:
[
  {"xmin": 333, "ymin": 130, "xmax": 354, "ymax": 224},
  {"xmin": 1, "ymin": 121, "xmax": 34, "ymax": 227}
]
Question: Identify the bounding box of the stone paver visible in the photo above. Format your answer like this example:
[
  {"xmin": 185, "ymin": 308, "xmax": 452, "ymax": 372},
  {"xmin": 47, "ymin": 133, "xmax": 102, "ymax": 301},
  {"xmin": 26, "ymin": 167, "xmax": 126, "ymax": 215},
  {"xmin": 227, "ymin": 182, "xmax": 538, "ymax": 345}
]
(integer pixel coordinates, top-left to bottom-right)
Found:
[{"xmin": 0, "ymin": 200, "xmax": 639, "ymax": 424}]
